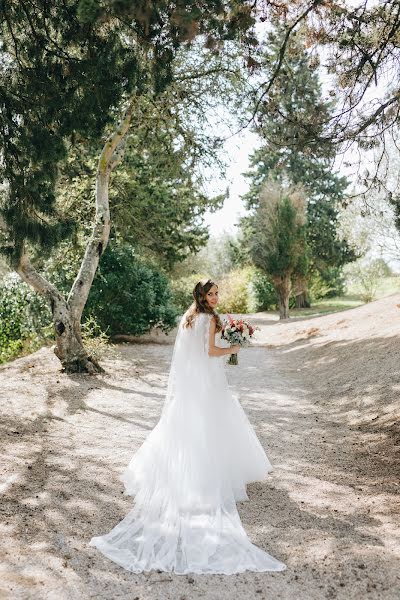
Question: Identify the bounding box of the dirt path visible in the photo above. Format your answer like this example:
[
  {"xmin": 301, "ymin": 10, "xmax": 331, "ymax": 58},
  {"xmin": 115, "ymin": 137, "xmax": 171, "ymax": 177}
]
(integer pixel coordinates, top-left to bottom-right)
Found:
[{"xmin": 0, "ymin": 307, "xmax": 399, "ymax": 599}]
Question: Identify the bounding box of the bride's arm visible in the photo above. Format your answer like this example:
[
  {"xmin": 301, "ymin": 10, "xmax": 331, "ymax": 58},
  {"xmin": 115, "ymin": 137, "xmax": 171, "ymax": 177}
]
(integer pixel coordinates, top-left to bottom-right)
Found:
[{"xmin": 208, "ymin": 316, "xmax": 239, "ymax": 357}]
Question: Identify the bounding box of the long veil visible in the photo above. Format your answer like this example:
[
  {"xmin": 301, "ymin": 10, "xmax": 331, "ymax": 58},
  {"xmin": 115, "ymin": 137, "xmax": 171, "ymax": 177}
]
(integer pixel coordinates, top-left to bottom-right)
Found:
[{"xmin": 89, "ymin": 312, "xmax": 286, "ymax": 574}]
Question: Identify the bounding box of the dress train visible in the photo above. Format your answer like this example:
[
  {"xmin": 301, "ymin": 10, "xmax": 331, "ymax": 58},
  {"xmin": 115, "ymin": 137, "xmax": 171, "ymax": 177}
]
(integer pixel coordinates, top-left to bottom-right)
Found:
[{"xmin": 89, "ymin": 312, "xmax": 286, "ymax": 574}]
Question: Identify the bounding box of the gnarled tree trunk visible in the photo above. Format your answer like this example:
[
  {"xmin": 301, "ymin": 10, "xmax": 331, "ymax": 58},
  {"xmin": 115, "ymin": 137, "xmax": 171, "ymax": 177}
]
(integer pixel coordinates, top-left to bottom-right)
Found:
[
  {"xmin": 294, "ymin": 275, "xmax": 311, "ymax": 309},
  {"xmin": 273, "ymin": 274, "xmax": 291, "ymax": 320},
  {"xmin": 16, "ymin": 98, "xmax": 135, "ymax": 373}
]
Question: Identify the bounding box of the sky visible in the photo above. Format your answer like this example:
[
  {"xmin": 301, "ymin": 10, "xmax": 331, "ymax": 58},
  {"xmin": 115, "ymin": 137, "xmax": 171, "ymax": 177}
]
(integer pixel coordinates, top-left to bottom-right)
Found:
[
  {"xmin": 203, "ymin": 5, "xmax": 400, "ymax": 259},
  {"xmin": 203, "ymin": 128, "xmax": 259, "ymax": 236}
]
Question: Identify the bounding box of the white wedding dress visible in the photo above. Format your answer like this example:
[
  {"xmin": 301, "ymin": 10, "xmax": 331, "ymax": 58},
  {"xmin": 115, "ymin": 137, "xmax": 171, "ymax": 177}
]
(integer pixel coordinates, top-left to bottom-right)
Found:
[{"xmin": 89, "ymin": 311, "xmax": 286, "ymax": 574}]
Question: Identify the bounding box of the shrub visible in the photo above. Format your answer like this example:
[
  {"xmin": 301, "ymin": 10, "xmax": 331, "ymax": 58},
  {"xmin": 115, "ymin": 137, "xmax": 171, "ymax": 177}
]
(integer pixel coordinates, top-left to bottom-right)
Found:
[
  {"xmin": 170, "ymin": 272, "xmax": 210, "ymax": 313},
  {"xmin": 343, "ymin": 258, "xmax": 387, "ymax": 303},
  {"xmin": 370, "ymin": 257, "xmax": 392, "ymax": 278},
  {"xmin": 250, "ymin": 270, "xmax": 278, "ymax": 311},
  {"xmin": 81, "ymin": 314, "xmax": 118, "ymax": 362},
  {"xmin": 84, "ymin": 243, "xmax": 179, "ymax": 336},
  {"xmin": 317, "ymin": 266, "xmax": 347, "ymax": 298},
  {"xmin": 217, "ymin": 267, "xmax": 255, "ymax": 314},
  {"xmin": 307, "ymin": 271, "xmax": 335, "ymax": 304},
  {"xmin": 0, "ymin": 275, "xmax": 52, "ymax": 364}
]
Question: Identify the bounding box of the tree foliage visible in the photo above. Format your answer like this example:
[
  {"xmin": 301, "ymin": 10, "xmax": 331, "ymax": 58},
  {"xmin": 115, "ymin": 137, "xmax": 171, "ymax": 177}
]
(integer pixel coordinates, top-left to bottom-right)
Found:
[
  {"xmin": 251, "ymin": 181, "xmax": 309, "ymax": 280},
  {"xmin": 250, "ymin": 179, "xmax": 309, "ymax": 318},
  {"xmin": 243, "ymin": 25, "xmax": 356, "ymax": 280},
  {"xmin": 0, "ymin": 0, "xmax": 263, "ymax": 263},
  {"xmin": 0, "ymin": 1, "xmax": 138, "ymax": 262},
  {"xmin": 84, "ymin": 243, "xmax": 178, "ymax": 336},
  {"xmin": 310, "ymin": 0, "xmax": 400, "ymax": 147}
]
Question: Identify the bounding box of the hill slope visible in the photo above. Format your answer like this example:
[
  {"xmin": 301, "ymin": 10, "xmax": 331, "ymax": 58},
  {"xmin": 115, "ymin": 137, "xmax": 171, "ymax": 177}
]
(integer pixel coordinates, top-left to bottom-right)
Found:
[{"xmin": 259, "ymin": 293, "xmax": 400, "ymax": 439}]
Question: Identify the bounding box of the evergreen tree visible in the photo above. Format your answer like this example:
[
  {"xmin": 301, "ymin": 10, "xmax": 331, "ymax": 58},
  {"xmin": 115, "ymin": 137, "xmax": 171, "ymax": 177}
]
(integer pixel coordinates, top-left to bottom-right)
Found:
[
  {"xmin": 243, "ymin": 26, "xmax": 356, "ymax": 307},
  {"xmin": 251, "ymin": 180, "xmax": 309, "ymax": 319},
  {"xmin": 55, "ymin": 110, "xmax": 225, "ymax": 271},
  {"xmin": 0, "ymin": 0, "xmax": 260, "ymax": 372}
]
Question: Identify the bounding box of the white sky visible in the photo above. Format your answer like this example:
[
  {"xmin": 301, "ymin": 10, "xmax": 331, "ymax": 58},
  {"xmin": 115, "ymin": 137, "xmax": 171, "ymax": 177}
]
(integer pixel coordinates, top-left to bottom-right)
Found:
[
  {"xmin": 203, "ymin": 128, "xmax": 259, "ymax": 236},
  {"xmin": 203, "ymin": 4, "xmax": 399, "ymax": 250}
]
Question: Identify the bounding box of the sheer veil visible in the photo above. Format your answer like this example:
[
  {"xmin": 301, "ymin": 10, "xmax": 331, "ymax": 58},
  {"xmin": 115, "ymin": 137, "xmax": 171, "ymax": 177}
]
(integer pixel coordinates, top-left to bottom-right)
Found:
[
  {"xmin": 160, "ymin": 311, "xmax": 214, "ymax": 417},
  {"xmin": 89, "ymin": 311, "xmax": 286, "ymax": 574}
]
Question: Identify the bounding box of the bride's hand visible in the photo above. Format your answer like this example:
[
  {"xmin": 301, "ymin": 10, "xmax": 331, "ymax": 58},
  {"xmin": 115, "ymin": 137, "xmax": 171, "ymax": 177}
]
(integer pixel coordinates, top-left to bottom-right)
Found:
[{"xmin": 230, "ymin": 344, "xmax": 240, "ymax": 354}]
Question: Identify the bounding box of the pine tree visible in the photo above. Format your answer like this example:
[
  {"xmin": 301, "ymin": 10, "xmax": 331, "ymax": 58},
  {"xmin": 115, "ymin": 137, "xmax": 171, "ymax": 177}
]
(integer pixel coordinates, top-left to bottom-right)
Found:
[
  {"xmin": 243, "ymin": 25, "xmax": 356, "ymax": 308},
  {"xmin": 251, "ymin": 180, "xmax": 309, "ymax": 319}
]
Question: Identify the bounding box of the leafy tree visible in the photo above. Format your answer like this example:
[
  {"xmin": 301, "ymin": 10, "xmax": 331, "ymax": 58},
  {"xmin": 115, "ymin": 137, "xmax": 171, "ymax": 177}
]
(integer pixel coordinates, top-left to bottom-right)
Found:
[
  {"xmin": 0, "ymin": 0, "xmax": 261, "ymax": 372},
  {"xmin": 243, "ymin": 25, "xmax": 356, "ymax": 307},
  {"xmin": 312, "ymin": 0, "xmax": 400, "ymax": 149},
  {"xmin": 250, "ymin": 180, "xmax": 309, "ymax": 319},
  {"xmin": 55, "ymin": 73, "xmax": 234, "ymax": 269},
  {"xmin": 248, "ymin": 3, "xmax": 400, "ymax": 203}
]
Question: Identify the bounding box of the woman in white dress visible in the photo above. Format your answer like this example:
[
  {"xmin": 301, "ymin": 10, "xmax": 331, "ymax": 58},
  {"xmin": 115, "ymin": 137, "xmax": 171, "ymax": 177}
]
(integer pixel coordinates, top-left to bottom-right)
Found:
[{"xmin": 89, "ymin": 279, "xmax": 286, "ymax": 574}]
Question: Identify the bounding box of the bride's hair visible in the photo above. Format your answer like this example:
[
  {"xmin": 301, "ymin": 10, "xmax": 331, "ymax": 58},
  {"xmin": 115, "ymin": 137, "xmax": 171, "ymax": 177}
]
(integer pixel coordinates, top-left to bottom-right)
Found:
[{"xmin": 184, "ymin": 278, "xmax": 222, "ymax": 332}]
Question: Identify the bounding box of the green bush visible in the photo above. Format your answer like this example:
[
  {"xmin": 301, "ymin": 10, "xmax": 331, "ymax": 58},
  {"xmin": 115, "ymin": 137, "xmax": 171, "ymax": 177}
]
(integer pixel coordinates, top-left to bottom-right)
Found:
[
  {"xmin": 250, "ymin": 270, "xmax": 277, "ymax": 311},
  {"xmin": 0, "ymin": 275, "xmax": 52, "ymax": 364},
  {"xmin": 318, "ymin": 266, "xmax": 347, "ymax": 298},
  {"xmin": 307, "ymin": 271, "xmax": 336, "ymax": 304},
  {"xmin": 217, "ymin": 267, "xmax": 255, "ymax": 314},
  {"xmin": 85, "ymin": 243, "xmax": 179, "ymax": 336},
  {"xmin": 344, "ymin": 258, "xmax": 388, "ymax": 303}
]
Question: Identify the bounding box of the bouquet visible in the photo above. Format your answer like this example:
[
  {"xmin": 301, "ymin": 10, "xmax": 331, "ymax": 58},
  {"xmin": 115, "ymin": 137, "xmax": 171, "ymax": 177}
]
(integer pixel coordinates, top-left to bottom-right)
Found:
[{"xmin": 221, "ymin": 314, "xmax": 259, "ymax": 365}]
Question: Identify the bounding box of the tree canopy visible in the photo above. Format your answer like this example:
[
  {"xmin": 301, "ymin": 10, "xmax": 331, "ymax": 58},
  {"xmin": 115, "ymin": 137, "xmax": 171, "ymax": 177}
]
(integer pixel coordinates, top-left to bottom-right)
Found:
[
  {"xmin": 0, "ymin": 0, "xmax": 261, "ymax": 263},
  {"xmin": 242, "ymin": 25, "xmax": 356, "ymax": 284}
]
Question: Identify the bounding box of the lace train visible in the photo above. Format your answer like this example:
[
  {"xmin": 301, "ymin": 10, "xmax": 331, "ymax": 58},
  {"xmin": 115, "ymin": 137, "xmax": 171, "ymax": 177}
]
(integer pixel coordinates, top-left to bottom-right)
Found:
[{"xmin": 89, "ymin": 312, "xmax": 286, "ymax": 574}]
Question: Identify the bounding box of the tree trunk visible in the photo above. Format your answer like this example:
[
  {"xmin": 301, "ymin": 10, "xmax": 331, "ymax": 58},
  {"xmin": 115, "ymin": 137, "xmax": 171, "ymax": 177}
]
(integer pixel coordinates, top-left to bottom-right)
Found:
[
  {"xmin": 52, "ymin": 297, "xmax": 102, "ymax": 373},
  {"xmin": 17, "ymin": 252, "xmax": 103, "ymax": 373},
  {"xmin": 295, "ymin": 291, "xmax": 310, "ymax": 309},
  {"xmin": 294, "ymin": 275, "xmax": 310, "ymax": 308},
  {"xmin": 15, "ymin": 98, "xmax": 135, "ymax": 373},
  {"xmin": 274, "ymin": 275, "xmax": 291, "ymax": 320}
]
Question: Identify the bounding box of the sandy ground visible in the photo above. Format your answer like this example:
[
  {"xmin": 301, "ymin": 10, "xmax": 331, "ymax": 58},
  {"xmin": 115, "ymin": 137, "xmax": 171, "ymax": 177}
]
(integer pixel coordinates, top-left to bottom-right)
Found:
[{"xmin": 1, "ymin": 295, "xmax": 399, "ymax": 600}]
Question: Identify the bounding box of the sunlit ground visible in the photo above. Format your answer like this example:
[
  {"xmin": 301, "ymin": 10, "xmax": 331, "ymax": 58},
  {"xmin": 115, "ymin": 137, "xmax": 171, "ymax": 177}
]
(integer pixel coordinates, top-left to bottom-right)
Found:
[{"xmin": 281, "ymin": 275, "xmax": 400, "ymax": 319}]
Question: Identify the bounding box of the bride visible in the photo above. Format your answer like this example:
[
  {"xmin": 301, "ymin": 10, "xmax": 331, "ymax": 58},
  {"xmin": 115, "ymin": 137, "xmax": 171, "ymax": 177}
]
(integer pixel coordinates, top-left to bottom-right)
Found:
[{"xmin": 89, "ymin": 278, "xmax": 286, "ymax": 574}]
